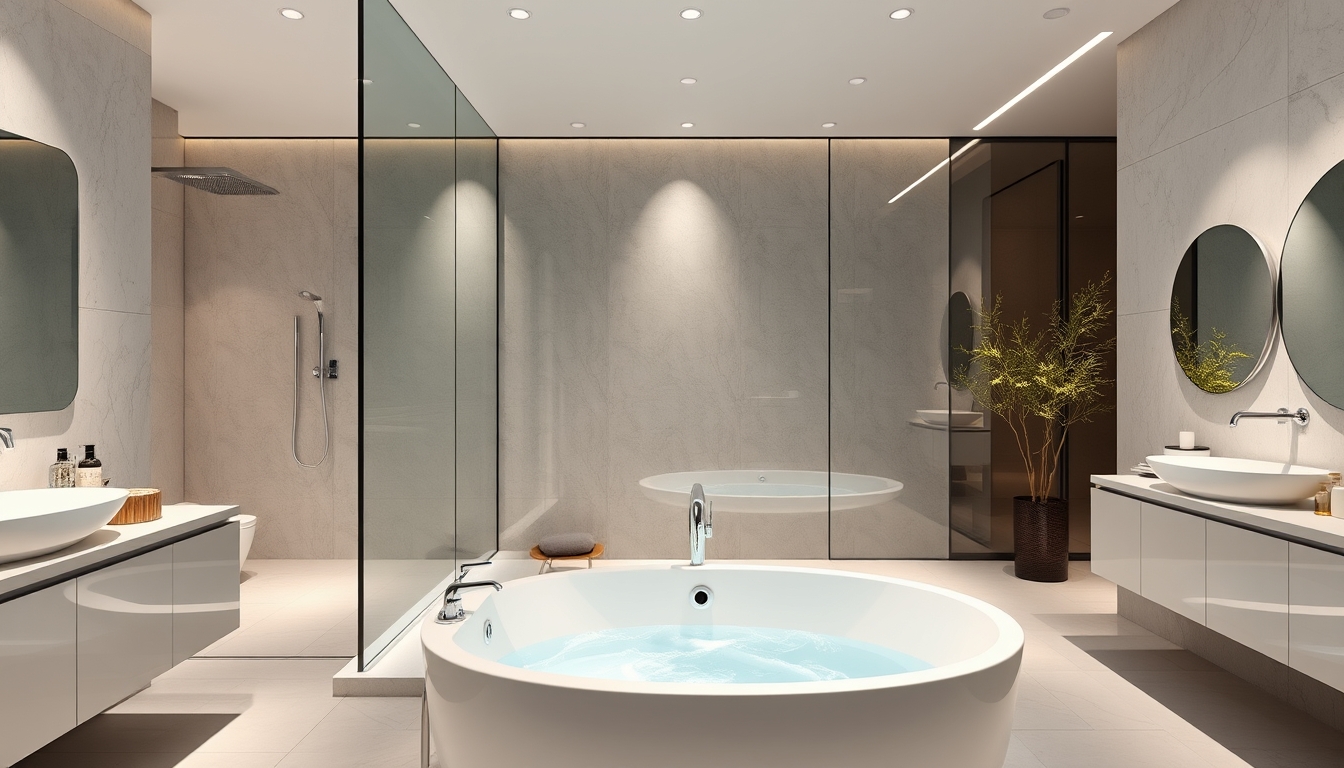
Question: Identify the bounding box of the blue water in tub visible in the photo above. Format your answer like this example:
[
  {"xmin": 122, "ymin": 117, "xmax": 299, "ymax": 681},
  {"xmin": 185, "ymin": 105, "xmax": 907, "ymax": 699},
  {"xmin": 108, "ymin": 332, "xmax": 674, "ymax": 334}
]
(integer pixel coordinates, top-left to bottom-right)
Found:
[{"xmin": 497, "ymin": 624, "xmax": 931, "ymax": 684}]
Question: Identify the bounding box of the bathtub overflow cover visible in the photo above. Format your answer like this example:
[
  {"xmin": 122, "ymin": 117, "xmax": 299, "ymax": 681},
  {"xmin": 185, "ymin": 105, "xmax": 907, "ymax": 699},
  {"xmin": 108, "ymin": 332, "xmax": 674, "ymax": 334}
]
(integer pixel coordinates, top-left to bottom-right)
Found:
[
  {"xmin": 483, "ymin": 619, "xmax": 493, "ymax": 645},
  {"xmin": 691, "ymin": 586, "xmax": 713, "ymax": 608}
]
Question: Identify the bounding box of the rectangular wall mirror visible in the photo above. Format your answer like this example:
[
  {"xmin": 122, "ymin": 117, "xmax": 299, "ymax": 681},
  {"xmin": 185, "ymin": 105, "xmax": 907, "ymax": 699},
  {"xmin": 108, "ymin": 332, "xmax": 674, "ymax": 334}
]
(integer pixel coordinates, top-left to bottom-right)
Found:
[{"xmin": 0, "ymin": 128, "xmax": 79, "ymax": 414}]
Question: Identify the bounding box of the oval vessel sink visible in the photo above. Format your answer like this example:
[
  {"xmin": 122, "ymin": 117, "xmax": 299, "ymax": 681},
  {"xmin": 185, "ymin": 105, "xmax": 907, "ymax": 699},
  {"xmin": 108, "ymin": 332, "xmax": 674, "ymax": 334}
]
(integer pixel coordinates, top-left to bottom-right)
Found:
[
  {"xmin": 1145, "ymin": 455, "xmax": 1330, "ymax": 506},
  {"xmin": 916, "ymin": 409, "xmax": 983, "ymax": 427},
  {"xmin": 639, "ymin": 470, "xmax": 902, "ymax": 513},
  {"xmin": 0, "ymin": 488, "xmax": 129, "ymax": 564}
]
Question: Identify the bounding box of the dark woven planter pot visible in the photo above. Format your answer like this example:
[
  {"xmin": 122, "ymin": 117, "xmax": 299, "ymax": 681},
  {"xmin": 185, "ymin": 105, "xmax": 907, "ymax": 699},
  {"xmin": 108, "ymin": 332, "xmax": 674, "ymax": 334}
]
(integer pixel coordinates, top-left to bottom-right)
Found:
[{"xmin": 1013, "ymin": 496, "xmax": 1069, "ymax": 582}]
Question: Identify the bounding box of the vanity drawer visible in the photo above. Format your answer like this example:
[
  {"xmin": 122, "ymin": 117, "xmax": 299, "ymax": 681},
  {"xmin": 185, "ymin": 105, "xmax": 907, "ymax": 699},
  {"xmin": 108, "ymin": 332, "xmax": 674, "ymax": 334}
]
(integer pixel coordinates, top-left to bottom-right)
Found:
[
  {"xmin": 1289, "ymin": 543, "xmax": 1344, "ymax": 693},
  {"xmin": 1090, "ymin": 488, "xmax": 1141, "ymax": 592},
  {"xmin": 1207, "ymin": 521, "xmax": 1289, "ymax": 663},
  {"xmin": 172, "ymin": 521, "xmax": 241, "ymax": 664},
  {"xmin": 1140, "ymin": 503, "xmax": 1206, "ymax": 624},
  {"xmin": 0, "ymin": 582, "xmax": 77, "ymax": 766}
]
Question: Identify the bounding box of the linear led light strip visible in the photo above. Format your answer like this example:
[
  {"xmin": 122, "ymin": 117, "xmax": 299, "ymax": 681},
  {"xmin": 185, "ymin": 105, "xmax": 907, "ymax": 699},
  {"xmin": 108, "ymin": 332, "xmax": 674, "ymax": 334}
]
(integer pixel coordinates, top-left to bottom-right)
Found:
[
  {"xmin": 887, "ymin": 140, "xmax": 982, "ymax": 204},
  {"xmin": 973, "ymin": 31, "xmax": 1113, "ymax": 131}
]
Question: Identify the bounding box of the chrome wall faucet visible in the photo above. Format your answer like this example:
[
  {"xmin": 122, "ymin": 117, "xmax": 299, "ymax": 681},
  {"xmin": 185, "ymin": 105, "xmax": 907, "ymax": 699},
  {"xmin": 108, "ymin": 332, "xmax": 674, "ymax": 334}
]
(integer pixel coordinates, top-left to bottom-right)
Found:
[
  {"xmin": 689, "ymin": 482, "xmax": 713, "ymax": 566},
  {"xmin": 1229, "ymin": 407, "xmax": 1310, "ymax": 428}
]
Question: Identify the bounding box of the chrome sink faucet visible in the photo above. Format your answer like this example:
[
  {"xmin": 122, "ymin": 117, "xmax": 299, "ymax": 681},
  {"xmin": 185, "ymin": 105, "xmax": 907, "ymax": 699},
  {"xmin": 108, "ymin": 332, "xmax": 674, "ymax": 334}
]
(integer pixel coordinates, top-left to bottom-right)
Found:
[
  {"xmin": 689, "ymin": 482, "xmax": 713, "ymax": 566},
  {"xmin": 1229, "ymin": 407, "xmax": 1310, "ymax": 428}
]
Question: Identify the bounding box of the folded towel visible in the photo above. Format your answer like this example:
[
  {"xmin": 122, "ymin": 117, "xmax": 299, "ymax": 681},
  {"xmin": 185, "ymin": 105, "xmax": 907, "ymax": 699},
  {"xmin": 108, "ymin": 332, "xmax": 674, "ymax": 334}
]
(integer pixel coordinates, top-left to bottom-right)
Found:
[{"xmin": 539, "ymin": 532, "xmax": 596, "ymax": 558}]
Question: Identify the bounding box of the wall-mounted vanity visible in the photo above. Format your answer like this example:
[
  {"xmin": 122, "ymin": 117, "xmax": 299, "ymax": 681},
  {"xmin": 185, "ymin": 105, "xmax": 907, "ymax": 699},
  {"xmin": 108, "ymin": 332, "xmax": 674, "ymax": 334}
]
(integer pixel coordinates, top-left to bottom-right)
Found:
[{"xmin": 0, "ymin": 505, "xmax": 240, "ymax": 765}]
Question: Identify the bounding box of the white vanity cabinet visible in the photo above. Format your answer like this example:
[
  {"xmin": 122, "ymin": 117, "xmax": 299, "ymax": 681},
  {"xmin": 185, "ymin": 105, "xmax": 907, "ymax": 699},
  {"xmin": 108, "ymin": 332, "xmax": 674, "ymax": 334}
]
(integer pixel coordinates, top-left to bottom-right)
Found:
[
  {"xmin": 1289, "ymin": 543, "xmax": 1344, "ymax": 693},
  {"xmin": 76, "ymin": 545, "xmax": 174, "ymax": 722},
  {"xmin": 1090, "ymin": 488, "xmax": 1140, "ymax": 592},
  {"xmin": 1140, "ymin": 502, "xmax": 1206, "ymax": 624},
  {"xmin": 0, "ymin": 582, "xmax": 77, "ymax": 767},
  {"xmin": 1206, "ymin": 521, "xmax": 1289, "ymax": 663},
  {"xmin": 172, "ymin": 521, "xmax": 241, "ymax": 664}
]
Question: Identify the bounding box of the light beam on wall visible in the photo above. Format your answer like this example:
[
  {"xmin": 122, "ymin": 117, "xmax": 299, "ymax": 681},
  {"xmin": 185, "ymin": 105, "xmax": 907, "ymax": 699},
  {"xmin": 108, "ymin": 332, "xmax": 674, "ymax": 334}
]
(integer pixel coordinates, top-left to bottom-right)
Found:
[
  {"xmin": 887, "ymin": 140, "xmax": 981, "ymax": 205},
  {"xmin": 972, "ymin": 31, "xmax": 1112, "ymax": 131}
]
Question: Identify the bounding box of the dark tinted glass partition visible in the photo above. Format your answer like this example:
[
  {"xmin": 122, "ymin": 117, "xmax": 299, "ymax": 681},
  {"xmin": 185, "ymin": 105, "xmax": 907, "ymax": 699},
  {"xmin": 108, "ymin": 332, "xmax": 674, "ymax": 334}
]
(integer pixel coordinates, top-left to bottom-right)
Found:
[
  {"xmin": 359, "ymin": 0, "xmax": 498, "ymax": 669},
  {"xmin": 947, "ymin": 140, "xmax": 1116, "ymax": 557}
]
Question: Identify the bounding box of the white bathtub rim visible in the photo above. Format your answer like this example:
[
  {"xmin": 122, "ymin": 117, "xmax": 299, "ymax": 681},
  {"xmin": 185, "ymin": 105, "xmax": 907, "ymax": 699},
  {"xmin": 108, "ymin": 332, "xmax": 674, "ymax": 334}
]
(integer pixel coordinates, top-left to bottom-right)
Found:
[{"xmin": 421, "ymin": 563, "xmax": 1024, "ymax": 698}]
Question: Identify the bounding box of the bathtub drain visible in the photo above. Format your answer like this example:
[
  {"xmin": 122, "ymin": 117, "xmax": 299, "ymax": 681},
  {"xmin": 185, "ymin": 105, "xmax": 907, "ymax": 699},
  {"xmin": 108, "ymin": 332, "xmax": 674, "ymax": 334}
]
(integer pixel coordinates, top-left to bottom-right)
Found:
[{"xmin": 691, "ymin": 586, "xmax": 713, "ymax": 608}]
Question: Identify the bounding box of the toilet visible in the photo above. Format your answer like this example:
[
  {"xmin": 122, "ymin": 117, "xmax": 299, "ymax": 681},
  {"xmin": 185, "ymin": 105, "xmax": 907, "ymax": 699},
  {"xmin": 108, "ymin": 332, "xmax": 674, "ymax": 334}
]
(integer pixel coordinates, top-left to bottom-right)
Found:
[{"xmin": 231, "ymin": 514, "xmax": 257, "ymax": 571}]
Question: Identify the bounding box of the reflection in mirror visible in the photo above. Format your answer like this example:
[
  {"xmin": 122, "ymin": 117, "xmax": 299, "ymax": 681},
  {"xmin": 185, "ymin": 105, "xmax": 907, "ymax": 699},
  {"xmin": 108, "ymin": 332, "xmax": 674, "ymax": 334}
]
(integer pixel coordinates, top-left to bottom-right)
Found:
[
  {"xmin": 1282, "ymin": 159, "xmax": 1344, "ymax": 408},
  {"xmin": 0, "ymin": 129, "xmax": 78, "ymax": 414},
  {"xmin": 1168, "ymin": 224, "xmax": 1274, "ymax": 393},
  {"xmin": 947, "ymin": 291, "xmax": 973, "ymax": 389}
]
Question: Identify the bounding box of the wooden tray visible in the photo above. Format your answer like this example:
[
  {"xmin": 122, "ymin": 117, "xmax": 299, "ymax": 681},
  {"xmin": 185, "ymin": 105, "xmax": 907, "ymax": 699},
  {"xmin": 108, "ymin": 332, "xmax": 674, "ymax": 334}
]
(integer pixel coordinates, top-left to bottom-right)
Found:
[{"xmin": 109, "ymin": 488, "xmax": 162, "ymax": 525}]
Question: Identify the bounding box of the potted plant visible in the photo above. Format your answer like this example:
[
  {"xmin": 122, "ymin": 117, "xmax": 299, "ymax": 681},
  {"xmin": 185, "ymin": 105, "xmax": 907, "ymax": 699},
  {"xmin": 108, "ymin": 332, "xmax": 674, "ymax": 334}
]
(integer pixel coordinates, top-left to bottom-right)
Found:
[{"xmin": 955, "ymin": 275, "xmax": 1115, "ymax": 582}]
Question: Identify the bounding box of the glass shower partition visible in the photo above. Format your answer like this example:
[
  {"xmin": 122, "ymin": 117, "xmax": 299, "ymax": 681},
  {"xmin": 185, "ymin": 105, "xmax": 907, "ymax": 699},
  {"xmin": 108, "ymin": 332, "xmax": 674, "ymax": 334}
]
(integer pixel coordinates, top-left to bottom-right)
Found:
[{"xmin": 359, "ymin": 0, "xmax": 498, "ymax": 670}]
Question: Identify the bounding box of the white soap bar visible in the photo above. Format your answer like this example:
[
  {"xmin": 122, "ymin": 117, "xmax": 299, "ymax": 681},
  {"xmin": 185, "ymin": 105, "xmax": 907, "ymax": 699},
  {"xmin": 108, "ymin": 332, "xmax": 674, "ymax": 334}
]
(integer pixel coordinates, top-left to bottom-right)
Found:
[{"xmin": 1179, "ymin": 431, "xmax": 1195, "ymax": 450}]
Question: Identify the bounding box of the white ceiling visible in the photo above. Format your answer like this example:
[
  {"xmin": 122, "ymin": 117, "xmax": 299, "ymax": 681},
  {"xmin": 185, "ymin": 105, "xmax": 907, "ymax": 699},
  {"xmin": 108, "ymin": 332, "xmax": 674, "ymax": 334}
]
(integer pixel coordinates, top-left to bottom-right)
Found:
[{"xmin": 139, "ymin": 0, "xmax": 1179, "ymax": 138}]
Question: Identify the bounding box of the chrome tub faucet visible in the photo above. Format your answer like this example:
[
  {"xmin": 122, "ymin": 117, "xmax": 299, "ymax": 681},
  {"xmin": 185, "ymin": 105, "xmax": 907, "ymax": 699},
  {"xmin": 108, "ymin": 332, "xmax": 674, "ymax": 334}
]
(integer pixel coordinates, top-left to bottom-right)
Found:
[
  {"xmin": 689, "ymin": 482, "xmax": 713, "ymax": 566},
  {"xmin": 436, "ymin": 580, "xmax": 502, "ymax": 624},
  {"xmin": 1229, "ymin": 408, "xmax": 1310, "ymax": 428}
]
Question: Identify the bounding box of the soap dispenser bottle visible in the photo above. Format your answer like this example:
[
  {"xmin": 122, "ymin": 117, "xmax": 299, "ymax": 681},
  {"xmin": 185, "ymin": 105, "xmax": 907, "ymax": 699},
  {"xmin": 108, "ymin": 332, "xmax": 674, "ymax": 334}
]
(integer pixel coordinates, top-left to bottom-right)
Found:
[
  {"xmin": 76, "ymin": 445, "xmax": 103, "ymax": 488},
  {"xmin": 48, "ymin": 448, "xmax": 76, "ymax": 488}
]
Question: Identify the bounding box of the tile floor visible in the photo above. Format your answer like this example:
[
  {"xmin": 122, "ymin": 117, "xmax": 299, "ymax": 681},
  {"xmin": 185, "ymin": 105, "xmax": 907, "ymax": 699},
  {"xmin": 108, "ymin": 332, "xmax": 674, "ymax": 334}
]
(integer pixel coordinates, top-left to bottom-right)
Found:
[
  {"xmin": 18, "ymin": 558, "xmax": 1344, "ymax": 767},
  {"xmin": 196, "ymin": 560, "xmax": 356, "ymax": 658}
]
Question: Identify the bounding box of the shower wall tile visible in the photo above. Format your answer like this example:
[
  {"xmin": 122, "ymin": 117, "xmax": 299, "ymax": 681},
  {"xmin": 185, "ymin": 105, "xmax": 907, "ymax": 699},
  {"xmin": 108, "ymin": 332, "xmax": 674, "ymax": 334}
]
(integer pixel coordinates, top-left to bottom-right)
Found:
[
  {"xmin": 183, "ymin": 139, "xmax": 358, "ymax": 559},
  {"xmin": 150, "ymin": 99, "xmax": 185, "ymax": 504},
  {"xmin": 0, "ymin": 0, "xmax": 152, "ymax": 491},
  {"xmin": 501, "ymin": 139, "xmax": 833, "ymax": 560},
  {"xmin": 829, "ymin": 139, "xmax": 951, "ymax": 560}
]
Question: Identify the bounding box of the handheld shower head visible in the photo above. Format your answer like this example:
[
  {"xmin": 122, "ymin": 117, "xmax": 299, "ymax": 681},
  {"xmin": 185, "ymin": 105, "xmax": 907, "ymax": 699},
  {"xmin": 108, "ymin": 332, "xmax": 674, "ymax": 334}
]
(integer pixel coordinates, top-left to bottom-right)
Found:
[{"xmin": 299, "ymin": 290, "xmax": 324, "ymax": 313}]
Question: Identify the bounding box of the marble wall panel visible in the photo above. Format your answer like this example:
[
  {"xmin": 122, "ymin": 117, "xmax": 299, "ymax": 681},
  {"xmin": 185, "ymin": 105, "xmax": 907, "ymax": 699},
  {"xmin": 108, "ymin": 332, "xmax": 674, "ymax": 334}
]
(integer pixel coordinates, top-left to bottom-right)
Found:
[
  {"xmin": 150, "ymin": 99, "xmax": 184, "ymax": 503},
  {"xmin": 1118, "ymin": 0, "xmax": 1288, "ymax": 169},
  {"xmin": 0, "ymin": 0, "xmax": 152, "ymax": 491},
  {"xmin": 183, "ymin": 139, "xmax": 358, "ymax": 559},
  {"xmin": 1117, "ymin": 0, "xmax": 1344, "ymax": 475}
]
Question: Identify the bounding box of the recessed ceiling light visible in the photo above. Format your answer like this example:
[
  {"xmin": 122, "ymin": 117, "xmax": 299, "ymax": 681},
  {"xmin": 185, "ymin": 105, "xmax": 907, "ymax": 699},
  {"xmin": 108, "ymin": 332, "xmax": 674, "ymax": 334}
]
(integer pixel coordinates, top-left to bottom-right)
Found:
[
  {"xmin": 407, "ymin": 123, "xmax": 421, "ymax": 128},
  {"xmin": 848, "ymin": 77, "xmax": 867, "ymax": 85},
  {"xmin": 890, "ymin": 9, "xmax": 913, "ymax": 20},
  {"xmin": 822, "ymin": 122, "xmax": 837, "ymax": 128},
  {"xmin": 509, "ymin": 8, "xmax": 530, "ymax": 20},
  {"xmin": 681, "ymin": 77, "xmax": 698, "ymax": 85},
  {"xmin": 681, "ymin": 122, "xmax": 695, "ymax": 128},
  {"xmin": 680, "ymin": 8, "xmax": 702, "ymax": 20},
  {"xmin": 571, "ymin": 122, "xmax": 586, "ymax": 128},
  {"xmin": 973, "ymin": 31, "xmax": 1112, "ymax": 131},
  {"xmin": 279, "ymin": 8, "xmax": 304, "ymax": 20},
  {"xmin": 1043, "ymin": 8, "xmax": 1070, "ymax": 20}
]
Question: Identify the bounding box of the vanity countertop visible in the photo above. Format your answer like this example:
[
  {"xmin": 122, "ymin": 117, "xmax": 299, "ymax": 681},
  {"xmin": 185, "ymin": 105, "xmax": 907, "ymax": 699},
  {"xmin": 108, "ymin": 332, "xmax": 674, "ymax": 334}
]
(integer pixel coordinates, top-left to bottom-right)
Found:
[
  {"xmin": 1092, "ymin": 474, "xmax": 1344, "ymax": 552},
  {"xmin": 0, "ymin": 503, "xmax": 238, "ymax": 601}
]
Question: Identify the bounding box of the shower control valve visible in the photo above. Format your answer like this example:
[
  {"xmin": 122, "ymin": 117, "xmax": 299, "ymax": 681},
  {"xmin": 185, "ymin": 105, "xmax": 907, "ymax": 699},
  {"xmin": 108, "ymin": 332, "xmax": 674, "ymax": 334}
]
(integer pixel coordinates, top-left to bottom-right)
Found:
[{"xmin": 327, "ymin": 359, "xmax": 339, "ymax": 379}]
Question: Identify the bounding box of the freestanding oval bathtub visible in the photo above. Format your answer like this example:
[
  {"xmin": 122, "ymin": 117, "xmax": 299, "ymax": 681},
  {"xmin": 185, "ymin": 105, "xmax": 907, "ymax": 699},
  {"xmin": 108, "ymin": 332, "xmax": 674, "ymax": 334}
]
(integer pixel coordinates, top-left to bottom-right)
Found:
[{"xmin": 422, "ymin": 564, "xmax": 1023, "ymax": 768}]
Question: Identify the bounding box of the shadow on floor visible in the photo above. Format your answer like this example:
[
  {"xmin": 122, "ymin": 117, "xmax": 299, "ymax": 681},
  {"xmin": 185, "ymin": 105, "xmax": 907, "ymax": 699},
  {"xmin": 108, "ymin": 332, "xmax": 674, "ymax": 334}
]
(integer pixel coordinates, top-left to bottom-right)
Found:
[
  {"xmin": 16, "ymin": 713, "xmax": 238, "ymax": 767},
  {"xmin": 1071, "ymin": 640, "xmax": 1344, "ymax": 768}
]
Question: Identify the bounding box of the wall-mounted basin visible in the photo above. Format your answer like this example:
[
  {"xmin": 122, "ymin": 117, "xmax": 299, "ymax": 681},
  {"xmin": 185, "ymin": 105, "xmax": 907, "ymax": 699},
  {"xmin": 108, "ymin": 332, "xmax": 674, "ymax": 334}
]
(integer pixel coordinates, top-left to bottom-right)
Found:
[
  {"xmin": 639, "ymin": 470, "xmax": 902, "ymax": 513},
  {"xmin": 916, "ymin": 410, "xmax": 984, "ymax": 427},
  {"xmin": 0, "ymin": 488, "xmax": 129, "ymax": 564},
  {"xmin": 1145, "ymin": 455, "xmax": 1330, "ymax": 506}
]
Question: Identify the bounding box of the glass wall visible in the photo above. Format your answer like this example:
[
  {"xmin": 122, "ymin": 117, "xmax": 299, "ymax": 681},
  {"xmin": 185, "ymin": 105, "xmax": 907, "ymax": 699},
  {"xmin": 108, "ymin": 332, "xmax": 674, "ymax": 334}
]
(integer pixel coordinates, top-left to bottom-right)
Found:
[
  {"xmin": 947, "ymin": 140, "xmax": 1117, "ymax": 557},
  {"xmin": 359, "ymin": 0, "xmax": 498, "ymax": 669}
]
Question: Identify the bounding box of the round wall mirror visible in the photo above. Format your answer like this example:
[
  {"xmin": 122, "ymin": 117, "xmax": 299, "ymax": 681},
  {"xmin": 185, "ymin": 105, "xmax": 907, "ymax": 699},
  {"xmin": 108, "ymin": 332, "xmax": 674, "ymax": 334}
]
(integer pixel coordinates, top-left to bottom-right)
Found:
[
  {"xmin": 1169, "ymin": 224, "xmax": 1275, "ymax": 393},
  {"xmin": 1281, "ymin": 158, "xmax": 1344, "ymax": 408},
  {"xmin": 947, "ymin": 291, "xmax": 974, "ymax": 388}
]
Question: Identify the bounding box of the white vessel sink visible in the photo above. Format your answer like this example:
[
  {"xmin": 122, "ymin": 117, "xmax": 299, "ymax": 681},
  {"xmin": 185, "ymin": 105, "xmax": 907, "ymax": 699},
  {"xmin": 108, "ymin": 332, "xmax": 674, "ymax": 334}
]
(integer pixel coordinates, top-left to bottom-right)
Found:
[
  {"xmin": 1145, "ymin": 455, "xmax": 1330, "ymax": 506},
  {"xmin": 639, "ymin": 470, "xmax": 903, "ymax": 513},
  {"xmin": 0, "ymin": 488, "xmax": 129, "ymax": 564},
  {"xmin": 917, "ymin": 409, "xmax": 984, "ymax": 427}
]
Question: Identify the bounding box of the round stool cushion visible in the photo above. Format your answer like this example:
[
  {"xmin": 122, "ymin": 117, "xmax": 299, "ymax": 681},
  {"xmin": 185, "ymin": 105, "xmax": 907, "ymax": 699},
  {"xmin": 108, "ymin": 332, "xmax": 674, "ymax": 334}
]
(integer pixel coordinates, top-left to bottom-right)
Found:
[{"xmin": 539, "ymin": 532, "xmax": 596, "ymax": 557}]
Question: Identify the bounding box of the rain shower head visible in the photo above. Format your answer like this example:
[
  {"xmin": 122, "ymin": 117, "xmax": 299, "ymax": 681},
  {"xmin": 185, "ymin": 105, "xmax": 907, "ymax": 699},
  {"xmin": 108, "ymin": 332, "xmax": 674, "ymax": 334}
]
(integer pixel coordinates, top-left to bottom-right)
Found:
[{"xmin": 152, "ymin": 167, "xmax": 279, "ymax": 195}]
